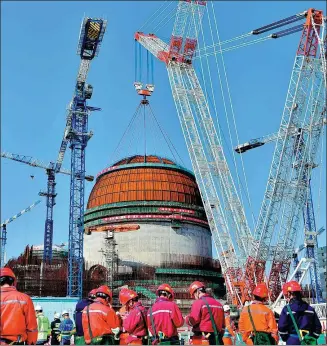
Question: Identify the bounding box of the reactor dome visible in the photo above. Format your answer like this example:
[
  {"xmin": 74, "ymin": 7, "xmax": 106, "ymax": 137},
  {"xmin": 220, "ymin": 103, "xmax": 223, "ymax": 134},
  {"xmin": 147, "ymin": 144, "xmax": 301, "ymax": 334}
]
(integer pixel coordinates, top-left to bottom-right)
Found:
[{"xmin": 84, "ymin": 155, "xmax": 212, "ymax": 268}]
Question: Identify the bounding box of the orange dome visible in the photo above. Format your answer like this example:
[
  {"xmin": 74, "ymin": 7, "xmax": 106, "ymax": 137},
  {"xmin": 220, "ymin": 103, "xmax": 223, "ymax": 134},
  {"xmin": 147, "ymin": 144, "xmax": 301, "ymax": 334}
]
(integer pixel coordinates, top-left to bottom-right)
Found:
[{"xmin": 87, "ymin": 155, "xmax": 203, "ymax": 208}]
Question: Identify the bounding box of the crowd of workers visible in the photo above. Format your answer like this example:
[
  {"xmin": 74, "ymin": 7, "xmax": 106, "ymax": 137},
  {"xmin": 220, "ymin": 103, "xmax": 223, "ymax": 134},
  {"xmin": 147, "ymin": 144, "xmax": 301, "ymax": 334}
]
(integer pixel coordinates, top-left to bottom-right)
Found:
[{"xmin": 1, "ymin": 267, "xmax": 324, "ymax": 345}]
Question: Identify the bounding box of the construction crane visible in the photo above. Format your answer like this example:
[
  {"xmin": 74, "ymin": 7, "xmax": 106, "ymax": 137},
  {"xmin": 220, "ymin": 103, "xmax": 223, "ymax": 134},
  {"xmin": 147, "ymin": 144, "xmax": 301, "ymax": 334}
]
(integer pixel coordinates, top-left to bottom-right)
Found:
[
  {"xmin": 135, "ymin": 0, "xmax": 253, "ymax": 304},
  {"xmin": 241, "ymin": 8, "xmax": 325, "ymax": 301},
  {"xmin": 1, "ymin": 200, "xmax": 41, "ymax": 267},
  {"xmin": 235, "ymin": 124, "xmax": 326, "ymax": 302},
  {"xmin": 55, "ymin": 18, "xmax": 107, "ymax": 297},
  {"xmin": 135, "ymin": 1, "xmax": 325, "ymax": 305},
  {"xmin": 1, "ymin": 152, "xmax": 94, "ymax": 265}
]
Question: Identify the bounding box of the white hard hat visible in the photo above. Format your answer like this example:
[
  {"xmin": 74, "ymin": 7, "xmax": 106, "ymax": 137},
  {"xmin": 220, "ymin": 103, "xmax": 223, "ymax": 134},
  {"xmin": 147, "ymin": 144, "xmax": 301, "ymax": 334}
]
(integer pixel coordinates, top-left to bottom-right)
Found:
[
  {"xmin": 54, "ymin": 313, "xmax": 60, "ymax": 319},
  {"xmin": 223, "ymin": 304, "xmax": 230, "ymax": 312},
  {"xmin": 62, "ymin": 310, "xmax": 69, "ymax": 316},
  {"xmin": 35, "ymin": 305, "xmax": 43, "ymax": 311}
]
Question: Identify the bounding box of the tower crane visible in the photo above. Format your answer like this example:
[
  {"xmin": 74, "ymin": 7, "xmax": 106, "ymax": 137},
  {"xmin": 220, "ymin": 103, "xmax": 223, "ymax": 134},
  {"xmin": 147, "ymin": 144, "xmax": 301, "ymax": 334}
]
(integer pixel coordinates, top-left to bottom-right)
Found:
[
  {"xmin": 55, "ymin": 17, "xmax": 107, "ymax": 297},
  {"xmin": 135, "ymin": 1, "xmax": 325, "ymax": 305},
  {"xmin": 1, "ymin": 152, "xmax": 94, "ymax": 265},
  {"xmin": 1, "ymin": 200, "xmax": 41, "ymax": 267}
]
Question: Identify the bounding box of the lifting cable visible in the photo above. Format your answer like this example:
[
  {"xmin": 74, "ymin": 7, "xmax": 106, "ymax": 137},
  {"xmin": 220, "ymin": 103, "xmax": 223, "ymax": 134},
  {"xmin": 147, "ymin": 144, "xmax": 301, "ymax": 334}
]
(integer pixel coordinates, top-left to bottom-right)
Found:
[
  {"xmin": 138, "ymin": 1, "xmax": 174, "ymax": 32},
  {"xmin": 211, "ymin": 2, "xmax": 257, "ymax": 229}
]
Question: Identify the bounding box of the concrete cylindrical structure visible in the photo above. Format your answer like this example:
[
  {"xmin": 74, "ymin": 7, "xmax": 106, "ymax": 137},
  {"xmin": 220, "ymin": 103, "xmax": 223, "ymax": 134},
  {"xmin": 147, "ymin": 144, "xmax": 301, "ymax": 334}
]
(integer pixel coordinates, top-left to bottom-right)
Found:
[{"xmin": 84, "ymin": 155, "xmax": 212, "ymax": 269}]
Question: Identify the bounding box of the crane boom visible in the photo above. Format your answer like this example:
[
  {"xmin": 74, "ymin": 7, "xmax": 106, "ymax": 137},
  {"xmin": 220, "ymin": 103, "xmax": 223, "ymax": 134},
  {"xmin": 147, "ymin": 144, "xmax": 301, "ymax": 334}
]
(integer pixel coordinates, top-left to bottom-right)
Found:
[
  {"xmin": 136, "ymin": 0, "xmax": 252, "ymax": 303},
  {"xmin": 246, "ymin": 9, "xmax": 325, "ymax": 300},
  {"xmin": 1, "ymin": 200, "xmax": 41, "ymax": 266}
]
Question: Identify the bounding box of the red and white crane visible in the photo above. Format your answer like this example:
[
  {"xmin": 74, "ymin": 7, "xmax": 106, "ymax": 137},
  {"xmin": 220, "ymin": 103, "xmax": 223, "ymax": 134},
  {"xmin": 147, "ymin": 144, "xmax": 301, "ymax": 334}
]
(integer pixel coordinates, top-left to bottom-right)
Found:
[{"xmin": 135, "ymin": 1, "xmax": 326, "ymax": 305}]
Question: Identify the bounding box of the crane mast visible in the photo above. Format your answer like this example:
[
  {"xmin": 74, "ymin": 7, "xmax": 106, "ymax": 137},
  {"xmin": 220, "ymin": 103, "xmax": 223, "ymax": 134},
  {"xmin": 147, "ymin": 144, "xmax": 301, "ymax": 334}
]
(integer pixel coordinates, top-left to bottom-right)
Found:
[
  {"xmin": 1, "ymin": 200, "xmax": 41, "ymax": 266},
  {"xmin": 57, "ymin": 18, "xmax": 107, "ymax": 297},
  {"xmin": 246, "ymin": 9, "xmax": 324, "ymax": 300},
  {"xmin": 135, "ymin": 0, "xmax": 252, "ymax": 303}
]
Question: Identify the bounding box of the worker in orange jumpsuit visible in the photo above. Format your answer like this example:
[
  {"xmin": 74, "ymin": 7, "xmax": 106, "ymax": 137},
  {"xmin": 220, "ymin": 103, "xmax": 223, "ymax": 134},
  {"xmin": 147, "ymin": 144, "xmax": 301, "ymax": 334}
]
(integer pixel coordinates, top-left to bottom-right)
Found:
[
  {"xmin": 0, "ymin": 267, "xmax": 38, "ymax": 345},
  {"xmin": 119, "ymin": 289, "xmax": 148, "ymax": 345},
  {"xmin": 238, "ymin": 283, "xmax": 278, "ymax": 345},
  {"xmin": 185, "ymin": 281, "xmax": 225, "ymax": 345},
  {"xmin": 82, "ymin": 285, "xmax": 121, "ymax": 345},
  {"xmin": 222, "ymin": 305, "xmax": 235, "ymax": 345}
]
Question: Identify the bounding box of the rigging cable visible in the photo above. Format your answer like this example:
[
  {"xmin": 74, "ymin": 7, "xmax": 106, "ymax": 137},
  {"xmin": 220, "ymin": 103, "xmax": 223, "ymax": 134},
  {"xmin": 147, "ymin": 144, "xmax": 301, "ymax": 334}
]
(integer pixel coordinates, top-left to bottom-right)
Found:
[{"xmin": 209, "ymin": 1, "xmax": 257, "ymax": 229}]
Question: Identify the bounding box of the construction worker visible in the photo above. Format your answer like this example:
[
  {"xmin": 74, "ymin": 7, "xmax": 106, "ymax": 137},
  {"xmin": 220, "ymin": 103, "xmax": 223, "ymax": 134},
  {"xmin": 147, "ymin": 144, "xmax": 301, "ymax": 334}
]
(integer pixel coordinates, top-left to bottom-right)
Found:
[
  {"xmin": 74, "ymin": 289, "xmax": 97, "ymax": 345},
  {"xmin": 0, "ymin": 267, "xmax": 38, "ymax": 345},
  {"xmin": 35, "ymin": 305, "xmax": 51, "ymax": 345},
  {"xmin": 278, "ymin": 281, "xmax": 322, "ymax": 345},
  {"xmin": 147, "ymin": 283, "xmax": 184, "ymax": 345},
  {"xmin": 119, "ymin": 289, "xmax": 148, "ymax": 345},
  {"xmin": 82, "ymin": 285, "xmax": 121, "ymax": 345},
  {"xmin": 222, "ymin": 305, "xmax": 235, "ymax": 345},
  {"xmin": 58, "ymin": 311, "xmax": 75, "ymax": 345},
  {"xmin": 238, "ymin": 283, "xmax": 278, "ymax": 345},
  {"xmin": 185, "ymin": 281, "xmax": 225, "ymax": 345},
  {"xmin": 50, "ymin": 313, "xmax": 61, "ymax": 345}
]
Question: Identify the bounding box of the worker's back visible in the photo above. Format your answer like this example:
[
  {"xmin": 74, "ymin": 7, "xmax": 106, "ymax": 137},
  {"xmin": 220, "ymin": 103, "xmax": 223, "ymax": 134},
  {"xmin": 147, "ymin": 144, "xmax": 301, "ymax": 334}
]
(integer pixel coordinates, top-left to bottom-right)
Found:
[
  {"xmin": 278, "ymin": 298, "xmax": 322, "ymax": 345},
  {"xmin": 147, "ymin": 297, "xmax": 184, "ymax": 339},
  {"xmin": 238, "ymin": 301, "xmax": 278, "ymax": 345},
  {"xmin": 81, "ymin": 298, "xmax": 121, "ymax": 344},
  {"xmin": 0, "ymin": 286, "xmax": 38, "ymax": 344}
]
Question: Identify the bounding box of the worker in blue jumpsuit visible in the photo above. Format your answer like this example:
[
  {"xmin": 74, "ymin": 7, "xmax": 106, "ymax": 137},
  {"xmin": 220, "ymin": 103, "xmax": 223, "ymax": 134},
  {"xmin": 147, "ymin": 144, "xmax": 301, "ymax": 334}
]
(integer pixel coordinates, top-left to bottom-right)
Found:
[{"xmin": 278, "ymin": 281, "xmax": 322, "ymax": 345}]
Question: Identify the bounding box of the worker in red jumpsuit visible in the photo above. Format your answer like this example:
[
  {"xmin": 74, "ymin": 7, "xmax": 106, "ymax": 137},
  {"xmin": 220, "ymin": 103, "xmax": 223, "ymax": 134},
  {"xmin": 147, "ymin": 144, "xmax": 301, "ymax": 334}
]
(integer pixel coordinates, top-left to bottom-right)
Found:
[
  {"xmin": 238, "ymin": 283, "xmax": 278, "ymax": 345},
  {"xmin": 185, "ymin": 281, "xmax": 225, "ymax": 345},
  {"xmin": 119, "ymin": 289, "xmax": 148, "ymax": 345},
  {"xmin": 0, "ymin": 267, "xmax": 38, "ymax": 345},
  {"xmin": 82, "ymin": 285, "xmax": 121, "ymax": 345},
  {"xmin": 147, "ymin": 284, "xmax": 184, "ymax": 345}
]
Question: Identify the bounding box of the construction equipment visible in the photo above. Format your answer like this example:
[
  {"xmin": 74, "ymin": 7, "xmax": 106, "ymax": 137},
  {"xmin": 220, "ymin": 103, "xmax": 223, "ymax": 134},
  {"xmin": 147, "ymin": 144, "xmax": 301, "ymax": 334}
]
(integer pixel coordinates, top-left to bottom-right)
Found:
[
  {"xmin": 1, "ymin": 200, "xmax": 41, "ymax": 266},
  {"xmin": 1, "ymin": 152, "xmax": 94, "ymax": 264},
  {"xmin": 55, "ymin": 17, "xmax": 107, "ymax": 297},
  {"xmin": 134, "ymin": 2, "xmax": 325, "ymax": 305},
  {"xmin": 242, "ymin": 8, "xmax": 325, "ymax": 302},
  {"xmin": 234, "ymin": 123, "xmax": 326, "ymax": 303}
]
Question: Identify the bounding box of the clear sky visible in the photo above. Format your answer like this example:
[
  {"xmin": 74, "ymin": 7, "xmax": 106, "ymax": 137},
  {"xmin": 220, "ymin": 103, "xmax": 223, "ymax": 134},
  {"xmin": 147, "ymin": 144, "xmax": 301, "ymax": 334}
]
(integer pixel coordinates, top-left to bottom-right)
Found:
[{"xmin": 1, "ymin": 1, "xmax": 326, "ymax": 263}]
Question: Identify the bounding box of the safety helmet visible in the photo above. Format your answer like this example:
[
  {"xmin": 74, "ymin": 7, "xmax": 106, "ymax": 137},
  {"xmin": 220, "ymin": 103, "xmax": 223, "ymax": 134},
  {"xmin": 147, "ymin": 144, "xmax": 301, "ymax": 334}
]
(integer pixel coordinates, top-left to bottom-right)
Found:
[
  {"xmin": 0, "ymin": 267, "xmax": 16, "ymax": 286},
  {"xmin": 156, "ymin": 283, "xmax": 175, "ymax": 300},
  {"xmin": 54, "ymin": 313, "xmax": 60, "ymax": 319},
  {"xmin": 223, "ymin": 304, "xmax": 230, "ymax": 312},
  {"xmin": 253, "ymin": 283, "xmax": 269, "ymax": 299},
  {"xmin": 119, "ymin": 289, "xmax": 138, "ymax": 306},
  {"xmin": 62, "ymin": 310, "xmax": 69, "ymax": 316},
  {"xmin": 189, "ymin": 281, "xmax": 206, "ymax": 297},
  {"xmin": 282, "ymin": 281, "xmax": 302, "ymax": 295},
  {"xmin": 88, "ymin": 288, "xmax": 97, "ymax": 299},
  {"xmin": 35, "ymin": 305, "xmax": 43, "ymax": 312},
  {"xmin": 96, "ymin": 285, "xmax": 113, "ymax": 301}
]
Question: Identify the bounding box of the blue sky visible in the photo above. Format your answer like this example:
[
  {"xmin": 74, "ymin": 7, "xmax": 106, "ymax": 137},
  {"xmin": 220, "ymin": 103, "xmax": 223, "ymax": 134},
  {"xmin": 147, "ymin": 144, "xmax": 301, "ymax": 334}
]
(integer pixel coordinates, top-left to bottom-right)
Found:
[{"xmin": 1, "ymin": 1, "xmax": 326, "ymax": 263}]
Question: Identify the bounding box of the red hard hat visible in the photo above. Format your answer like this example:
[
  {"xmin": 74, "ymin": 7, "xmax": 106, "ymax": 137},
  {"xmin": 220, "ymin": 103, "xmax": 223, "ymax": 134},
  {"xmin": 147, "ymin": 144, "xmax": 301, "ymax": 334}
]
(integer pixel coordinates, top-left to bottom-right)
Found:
[
  {"xmin": 156, "ymin": 283, "xmax": 175, "ymax": 300},
  {"xmin": 96, "ymin": 285, "xmax": 112, "ymax": 300},
  {"xmin": 253, "ymin": 283, "xmax": 269, "ymax": 299},
  {"xmin": 88, "ymin": 289, "xmax": 97, "ymax": 298},
  {"xmin": 0, "ymin": 267, "xmax": 16, "ymax": 286},
  {"xmin": 282, "ymin": 281, "xmax": 302, "ymax": 295},
  {"xmin": 119, "ymin": 289, "xmax": 138, "ymax": 305},
  {"xmin": 189, "ymin": 281, "xmax": 206, "ymax": 297}
]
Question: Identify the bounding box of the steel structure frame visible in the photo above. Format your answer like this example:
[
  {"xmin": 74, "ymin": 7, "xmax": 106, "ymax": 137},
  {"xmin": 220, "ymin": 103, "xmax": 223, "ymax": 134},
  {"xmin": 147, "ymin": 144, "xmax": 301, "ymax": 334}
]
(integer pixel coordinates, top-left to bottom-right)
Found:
[{"xmin": 55, "ymin": 17, "xmax": 107, "ymax": 297}]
